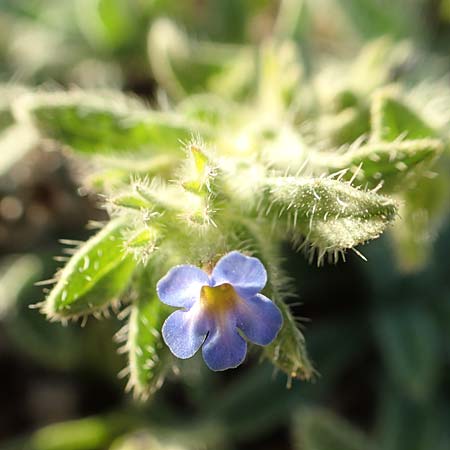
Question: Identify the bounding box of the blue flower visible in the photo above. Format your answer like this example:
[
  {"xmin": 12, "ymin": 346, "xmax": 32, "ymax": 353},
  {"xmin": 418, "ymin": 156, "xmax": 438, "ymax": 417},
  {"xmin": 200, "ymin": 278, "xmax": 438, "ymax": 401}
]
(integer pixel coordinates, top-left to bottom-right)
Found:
[{"xmin": 156, "ymin": 251, "xmax": 283, "ymax": 371}]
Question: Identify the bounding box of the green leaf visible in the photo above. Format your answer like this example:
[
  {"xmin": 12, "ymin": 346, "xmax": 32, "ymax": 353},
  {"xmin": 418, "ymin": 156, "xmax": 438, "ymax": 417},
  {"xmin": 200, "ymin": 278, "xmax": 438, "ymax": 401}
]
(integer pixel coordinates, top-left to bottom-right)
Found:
[
  {"xmin": 373, "ymin": 307, "xmax": 441, "ymax": 401},
  {"xmin": 43, "ymin": 217, "xmax": 136, "ymax": 320},
  {"xmin": 293, "ymin": 407, "xmax": 377, "ymax": 450},
  {"xmin": 0, "ymin": 255, "xmax": 42, "ymax": 319},
  {"xmin": 372, "ymin": 93, "xmax": 438, "ymax": 142},
  {"xmin": 16, "ymin": 91, "xmax": 209, "ymax": 155},
  {"xmin": 264, "ymin": 298, "xmax": 314, "ymax": 381},
  {"xmin": 148, "ymin": 19, "xmax": 255, "ymax": 101},
  {"xmin": 391, "ymin": 172, "xmax": 450, "ymax": 271},
  {"xmin": 341, "ymin": 139, "xmax": 443, "ymax": 191},
  {"xmin": 263, "ymin": 177, "xmax": 397, "ymax": 258},
  {"xmin": 335, "ymin": 0, "xmax": 416, "ymax": 39},
  {"xmin": 319, "ymin": 106, "xmax": 370, "ymax": 147},
  {"xmin": 30, "ymin": 413, "xmax": 135, "ymax": 450},
  {"xmin": 375, "ymin": 384, "xmax": 449, "ymax": 450},
  {"xmin": 124, "ymin": 268, "xmax": 172, "ymax": 400}
]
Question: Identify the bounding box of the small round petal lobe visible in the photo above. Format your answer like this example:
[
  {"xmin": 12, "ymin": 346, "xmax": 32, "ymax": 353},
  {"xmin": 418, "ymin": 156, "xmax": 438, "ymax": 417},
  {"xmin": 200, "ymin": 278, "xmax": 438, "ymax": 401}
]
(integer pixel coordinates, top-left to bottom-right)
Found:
[
  {"xmin": 157, "ymin": 265, "xmax": 210, "ymax": 308},
  {"xmin": 202, "ymin": 320, "xmax": 247, "ymax": 371},
  {"xmin": 211, "ymin": 251, "xmax": 267, "ymax": 298},
  {"xmin": 162, "ymin": 307, "xmax": 209, "ymax": 359},
  {"xmin": 236, "ymin": 294, "xmax": 283, "ymax": 345}
]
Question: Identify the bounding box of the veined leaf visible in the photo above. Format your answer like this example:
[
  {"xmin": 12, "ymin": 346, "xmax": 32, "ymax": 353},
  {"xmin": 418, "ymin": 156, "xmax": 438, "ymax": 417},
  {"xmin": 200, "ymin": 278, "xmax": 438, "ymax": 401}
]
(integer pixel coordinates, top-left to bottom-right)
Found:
[
  {"xmin": 263, "ymin": 177, "xmax": 397, "ymax": 256},
  {"xmin": 15, "ymin": 91, "xmax": 210, "ymax": 155},
  {"xmin": 43, "ymin": 217, "xmax": 136, "ymax": 320}
]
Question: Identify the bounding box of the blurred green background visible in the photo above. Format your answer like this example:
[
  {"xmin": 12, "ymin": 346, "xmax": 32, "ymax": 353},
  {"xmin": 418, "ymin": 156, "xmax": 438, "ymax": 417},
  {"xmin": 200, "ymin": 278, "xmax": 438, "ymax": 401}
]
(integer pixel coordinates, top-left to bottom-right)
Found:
[{"xmin": 1, "ymin": 1, "xmax": 450, "ymax": 449}]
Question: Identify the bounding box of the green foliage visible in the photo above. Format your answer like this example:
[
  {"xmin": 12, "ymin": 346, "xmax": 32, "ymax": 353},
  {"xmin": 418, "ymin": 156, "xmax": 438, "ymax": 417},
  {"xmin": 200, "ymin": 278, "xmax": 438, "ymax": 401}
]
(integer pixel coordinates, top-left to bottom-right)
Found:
[
  {"xmin": 372, "ymin": 92, "xmax": 438, "ymax": 142},
  {"xmin": 29, "ymin": 413, "xmax": 137, "ymax": 450},
  {"xmin": 293, "ymin": 407, "xmax": 377, "ymax": 450},
  {"xmin": 373, "ymin": 307, "xmax": 441, "ymax": 401},
  {"xmin": 124, "ymin": 268, "xmax": 173, "ymax": 400},
  {"xmin": 263, "ymin": 177, "xmax": 397, "ymax": 257},
  {"xmin": 43, "ymin": 217, "xmax": 136, "ymax": 320},
  {"xmin": 1, "ymin": 0, "xmax": 448, "ymax": 429},
  {"xmin": 264, "ymin": 298, "xmax": 314, "ymax": 380},
  {"xmin": 16, "ymin": 91, "xmax": 210, "ymax": 155}
]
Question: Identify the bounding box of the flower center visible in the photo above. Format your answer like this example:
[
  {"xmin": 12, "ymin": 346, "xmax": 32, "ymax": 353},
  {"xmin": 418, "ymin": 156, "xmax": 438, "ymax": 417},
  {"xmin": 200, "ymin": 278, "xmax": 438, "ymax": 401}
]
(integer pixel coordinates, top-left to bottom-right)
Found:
[{"xmin": 200, "ymin": 283, "xmax": 240, "ymax": 315}]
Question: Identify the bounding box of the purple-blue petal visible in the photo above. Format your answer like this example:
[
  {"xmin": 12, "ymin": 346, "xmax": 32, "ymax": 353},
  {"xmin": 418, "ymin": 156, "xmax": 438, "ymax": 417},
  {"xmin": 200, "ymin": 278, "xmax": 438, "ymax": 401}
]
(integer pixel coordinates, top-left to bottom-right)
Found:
[
  {"xmin": 157, "ymin": 265, "xmax": 210, "ymax": 308},
  {"xmin": 236, "ymin": 294, "xmax": 283, "ymax": 345},
  {"xmin": 162, "ymin": 306, "xmax": 210, "ymax": 359},
  {"xmin": 211, "ymin": 251, "xmax": 267, "ymax": 298},
  {"xmin": 202, "ymin": 320, "xmax": 247, "ymax": 371}
]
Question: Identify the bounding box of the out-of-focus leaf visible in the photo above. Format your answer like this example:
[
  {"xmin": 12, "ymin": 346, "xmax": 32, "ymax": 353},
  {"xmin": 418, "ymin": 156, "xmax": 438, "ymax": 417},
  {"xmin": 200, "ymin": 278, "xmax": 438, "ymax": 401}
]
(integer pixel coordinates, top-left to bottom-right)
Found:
[
  {"xmin": 43, "ymin": 217, "xmax": 136, "ymax": 320},
  {"xmin": 372, "ymin": 92, "xmax": 438, "ymax": 142},
  {"xmin": 257, "ymin": 40, "xmax": 302, "ymax": 115},
  {"xmin": 0, "ymin": 254, "xmax": 42, "ymax": 319},
  {"xmin": 15, "ymin": 91, "xmax": 209, "ymax": 155},
  {"xmin": 148, "ymin": 19, "xmax": 255, "ymax": 101},
  {"xmin": 319, "ymin": 105, "xmax": 370, "ymax": 146},
  {"xmin": 0, "ymin": 254, "xmax": 83, "ymax": 370},
  {"xmin": 334, "ymin": 0, "xmax": 418, "ymax": 39},
  {"xmin": 293, "ymin": 406, "xmax": 377, "ymax": 450},
  {"xmin": 373, "ymin": 307, "xmax": 441, "ymax": 401},
  {"xmin": 375, "ymin": 384, "xmax": 450, "ymax": 450},
  {"xmin": 75, "ymin": 0, "xmax": 144, "ymax": 52},
  {"xmin": 391, "ymin": 171, "xmax": 450, "ymax": 271},
  {"xmin": 30, "ymin": 414, "xmax": 136, "ymax": 450}
]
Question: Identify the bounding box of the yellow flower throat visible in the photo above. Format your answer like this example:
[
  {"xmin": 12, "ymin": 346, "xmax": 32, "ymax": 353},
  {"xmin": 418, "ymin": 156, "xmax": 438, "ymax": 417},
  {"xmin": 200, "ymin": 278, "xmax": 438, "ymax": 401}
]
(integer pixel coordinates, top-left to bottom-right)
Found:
[{"xmin": 200, "ymin": 283, "xmax": 240, "ymax": 315}]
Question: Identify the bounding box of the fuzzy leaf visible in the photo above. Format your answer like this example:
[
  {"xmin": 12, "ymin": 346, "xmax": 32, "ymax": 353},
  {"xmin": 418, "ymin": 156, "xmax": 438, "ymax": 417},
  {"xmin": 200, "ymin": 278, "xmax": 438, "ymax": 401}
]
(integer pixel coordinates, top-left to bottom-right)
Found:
[
  {"xmin": 15, "ymin": 91, "xmax": 209, "ymax": 155},
  {"xmin": 43, "ymin": 218, "xmax": 136, "ymax": 320},
  {"xmin": 293, "ymin": 407, "xmax": 377, "ymax": 450},
  {"xmin": 263, "ymin": 177, "xmax": 397, "ymax": 255},
  {"xmin": 315, "ymin": 139, "xmax": 443, "ymax": 191},
  {"xmin": 111, "ymin": 192, "xmax": 153, "ymax": 210},
  {"xmin": 264, "ymin": 299, "xmax": 313, "ymax": 380},
  {"xmin": 345, "ymin": 139, "xmax": 442, "ymax": 191},
  {"xmin": 372, "ymin": 93, "xmax": 437, "ymax": 142},
  {"xmin": 125, "ymin": 269, "xmax": 172, "ymax": 399}
]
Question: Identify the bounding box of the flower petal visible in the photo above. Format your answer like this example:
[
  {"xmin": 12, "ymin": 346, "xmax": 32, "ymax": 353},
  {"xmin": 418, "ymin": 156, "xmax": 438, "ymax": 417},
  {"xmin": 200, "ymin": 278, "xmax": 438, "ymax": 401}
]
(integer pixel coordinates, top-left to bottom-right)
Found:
[
  {"xmin": 202, "ymin": 319, "xmax": 247, "ymax": 371},
  {"xmin": 162, "ymin": 306, "xmax": 209, "ymax": 359},
  {"xmin": 236, "ymin": 294, "xmax": 283, "ymax": 345},
  {"xmin": 157, "ymin": 265, "xmax": 210, "ymax": 308},
  {"xmin": 211, "ymin": 251, "xmax": 267, "ymax": 298}
]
